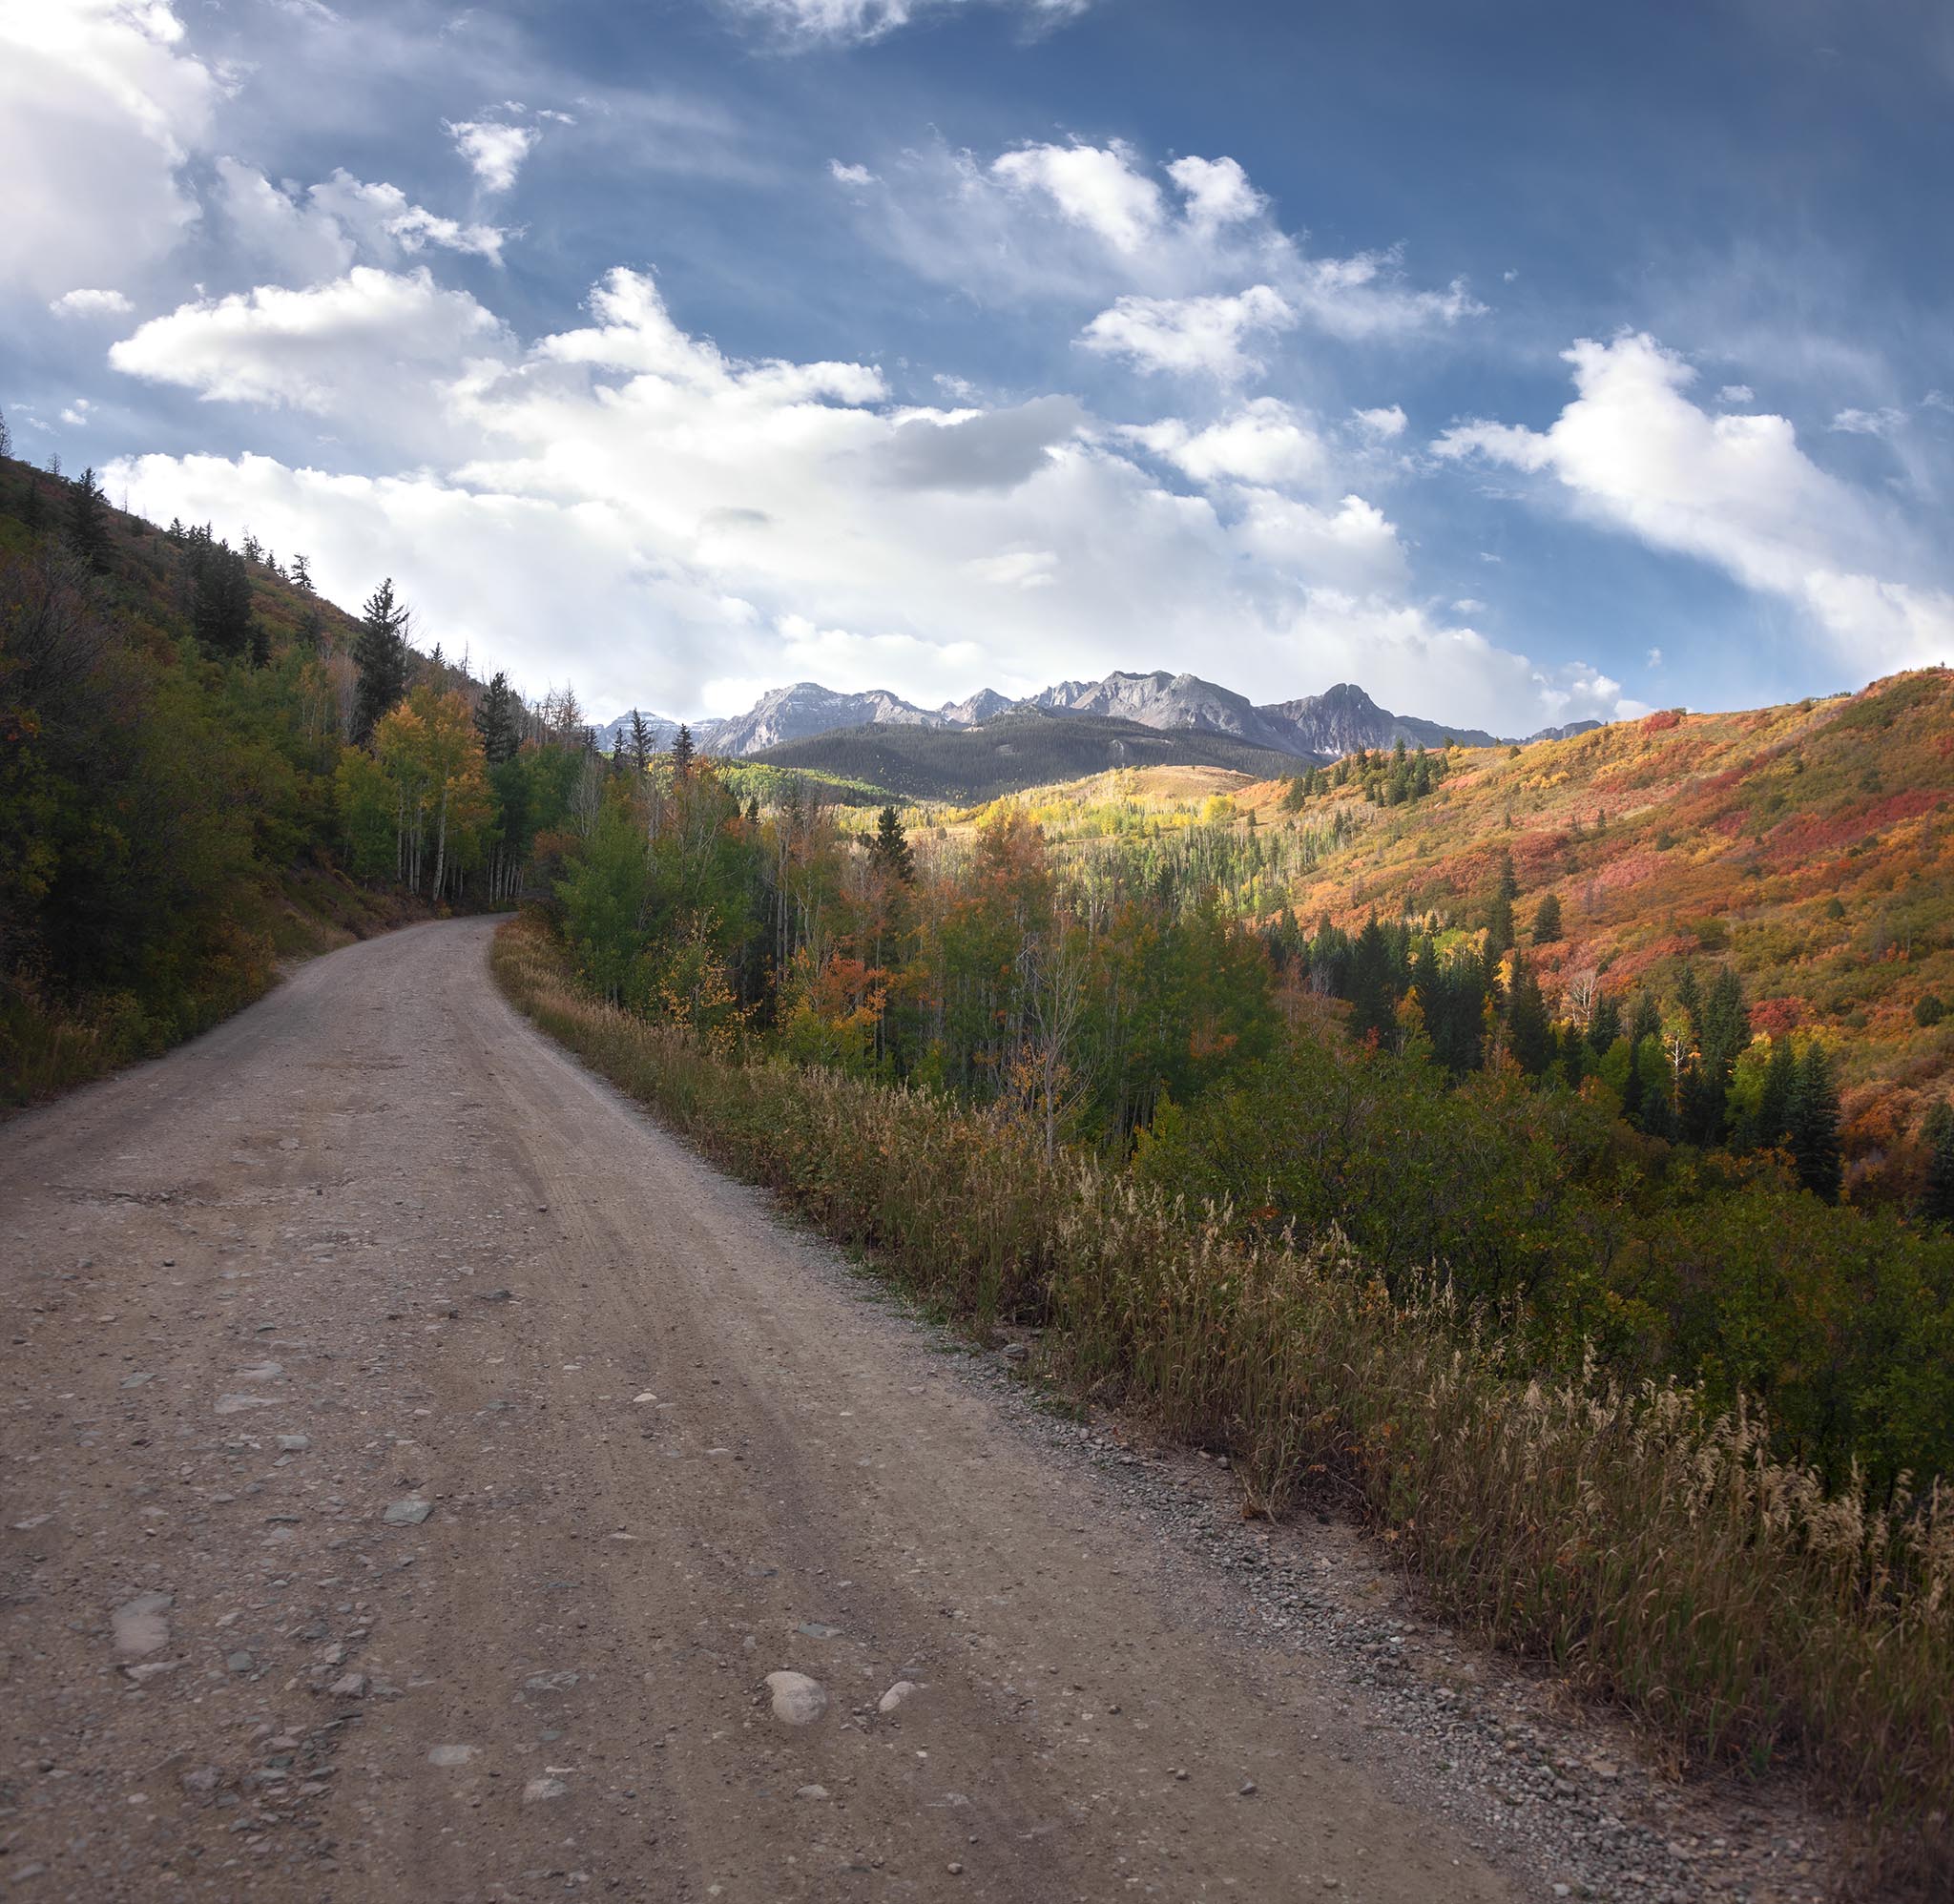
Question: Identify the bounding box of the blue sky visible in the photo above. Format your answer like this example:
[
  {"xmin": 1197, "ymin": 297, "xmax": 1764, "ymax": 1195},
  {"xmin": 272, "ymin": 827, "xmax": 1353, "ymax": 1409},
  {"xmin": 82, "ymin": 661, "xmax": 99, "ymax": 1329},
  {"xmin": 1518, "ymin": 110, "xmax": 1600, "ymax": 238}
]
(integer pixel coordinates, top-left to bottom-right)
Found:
[{"xmin": 3, "ymin": 0, "xmax": 1949, "ymax": 729}]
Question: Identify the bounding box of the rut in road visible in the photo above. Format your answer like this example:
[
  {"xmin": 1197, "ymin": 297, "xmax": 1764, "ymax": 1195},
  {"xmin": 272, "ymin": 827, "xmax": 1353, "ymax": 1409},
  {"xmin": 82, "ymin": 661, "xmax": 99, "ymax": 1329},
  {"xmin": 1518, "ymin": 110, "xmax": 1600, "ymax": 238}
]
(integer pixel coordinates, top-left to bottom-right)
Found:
[{"xmin": 0, "ymin": 919, "xmax": 1513, "ymax": 1901}]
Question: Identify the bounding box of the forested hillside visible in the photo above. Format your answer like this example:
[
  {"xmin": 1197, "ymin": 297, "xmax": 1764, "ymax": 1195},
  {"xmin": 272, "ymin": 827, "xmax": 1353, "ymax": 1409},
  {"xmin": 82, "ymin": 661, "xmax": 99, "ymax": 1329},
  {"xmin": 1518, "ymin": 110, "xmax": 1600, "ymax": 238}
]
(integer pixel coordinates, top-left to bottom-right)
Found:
[
  {"xmin": 1235, "ymin": 670, "xmax": 1954, "ymax": 1199},
  {"xmin": 0, "ymin": 451, "xmax": 609, "ymax": 1102}
]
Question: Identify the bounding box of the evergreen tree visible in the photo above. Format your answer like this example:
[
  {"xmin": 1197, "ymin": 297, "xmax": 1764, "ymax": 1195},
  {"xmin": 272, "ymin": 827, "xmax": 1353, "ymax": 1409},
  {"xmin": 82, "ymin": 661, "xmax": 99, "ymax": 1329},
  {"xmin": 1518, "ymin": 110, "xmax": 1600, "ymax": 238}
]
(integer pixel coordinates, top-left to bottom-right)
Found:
[
  {"xmin": 1787, "ymin": 1044, "xmax": 1843, "ymax": 1203},
  {"xmin": 300, "ymin": 603, "xmax": 325, "ymax": 657},
  {"xmin": 1586, "ymin": 989, "xmax": 1621, "ymax": 1055},
  {"xmin": 192, "ymin": 543, "xmax": 255, "ymax": 657},
  {"xmin": 1347, "ymin": 915, "xmax": 1397, "ymax": 1046},
  {"xmin": 249, "ymin": 617, "xmax": 271, "ymax": 670},
  {"xmin": 1484, "ymin": 850, "xmax": 1517, "ymax": 957},
  {"xmin": 1922, "ymin": 1105, "xmax": 1954, "ymax": 1231},
  {"xmin": 1506, "ymin": 953, "xmax": 1554, "ymax": 1074},
  {"xmin": 671, "ymin": 723, "xmax": 696, "ymax": 779},
  {"xmin": 352, "ymin": 578, "xmax": 412, "ymax": 746},
  {"xmin": 474, "ymin": 672, "xmax": 522, "ymax": 765},
  {"xmin": 1676, "ymin": 962, "xmax": 1703, "ymax": 1045},
  {"xmin": 1751, "ymin": 1034, "xmax": 1798, "ymax": 1151},
  {"xmin": 1699, "ymin": 966, "xmax": 1750, "ymax": 1084},
  {"xmin": 66, "ymin": 466, "xmax": 111, "ymax": 572},
  {"xmin": 1531, "ymin": 892, "xmax": 1563, "ymax": 943},
  {"xmin": 868, "ymin": 805, "xmax": 916, "ymax": 884},
  {"xmin": 291, "ymin": 552, "xmax": 313, "ymax": 591},
  {"xmin": 626, "ymin": 710, "xmax": 655, "ymax": 776}
]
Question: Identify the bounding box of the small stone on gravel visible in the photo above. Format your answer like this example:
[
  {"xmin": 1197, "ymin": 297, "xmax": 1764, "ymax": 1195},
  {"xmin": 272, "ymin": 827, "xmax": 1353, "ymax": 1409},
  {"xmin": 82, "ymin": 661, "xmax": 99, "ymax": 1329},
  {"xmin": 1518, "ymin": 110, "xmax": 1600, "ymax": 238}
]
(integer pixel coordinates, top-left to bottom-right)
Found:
[
  {"xmin": 383, "ymin": 1498, "xmax": 432, "ymax": 1525},
  {"xmin": 763, "ymin": 1670, "xmax": 827, "ymax": 1725},
  {"xmin": 877, "ymin": 1680, "xmax": 920, "ymax": 1714}
]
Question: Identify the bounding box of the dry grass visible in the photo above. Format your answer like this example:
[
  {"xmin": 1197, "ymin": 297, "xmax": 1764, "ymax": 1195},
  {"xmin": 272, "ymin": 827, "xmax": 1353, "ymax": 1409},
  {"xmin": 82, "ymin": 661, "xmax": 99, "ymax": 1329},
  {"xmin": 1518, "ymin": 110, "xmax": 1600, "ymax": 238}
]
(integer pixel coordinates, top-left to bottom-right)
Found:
[{"xmin": 493, "ymin": 908, "xmax": 1954, "ymax": 1888}]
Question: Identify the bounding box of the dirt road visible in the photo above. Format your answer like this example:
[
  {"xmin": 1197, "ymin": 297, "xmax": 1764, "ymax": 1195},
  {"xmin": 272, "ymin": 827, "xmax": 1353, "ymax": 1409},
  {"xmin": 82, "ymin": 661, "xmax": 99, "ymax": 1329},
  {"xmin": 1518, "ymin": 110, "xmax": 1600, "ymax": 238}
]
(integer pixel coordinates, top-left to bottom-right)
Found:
[{"xmin": 1, "ymin": 920, "xmax": 1514, "ymax": 1901}]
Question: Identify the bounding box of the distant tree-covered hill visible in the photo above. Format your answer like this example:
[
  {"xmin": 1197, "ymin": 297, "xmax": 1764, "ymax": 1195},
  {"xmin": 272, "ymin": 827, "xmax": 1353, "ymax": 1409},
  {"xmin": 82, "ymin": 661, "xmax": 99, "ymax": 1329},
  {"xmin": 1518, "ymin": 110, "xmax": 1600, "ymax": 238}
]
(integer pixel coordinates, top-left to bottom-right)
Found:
[{"xmin": 749, "ymin": 707, "xmax": 1308, "ymax": 799}]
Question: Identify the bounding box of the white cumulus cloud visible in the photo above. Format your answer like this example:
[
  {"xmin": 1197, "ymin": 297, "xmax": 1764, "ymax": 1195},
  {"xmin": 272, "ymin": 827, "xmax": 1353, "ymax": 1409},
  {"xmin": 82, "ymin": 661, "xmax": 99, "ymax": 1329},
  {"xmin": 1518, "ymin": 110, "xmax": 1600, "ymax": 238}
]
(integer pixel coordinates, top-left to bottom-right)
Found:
[
  {"xmin": 446, "ymin": 118, "xmax": 538, "ymax": 195},
  {"xmin": 0, "ymin": 0, "xmax": 219, "ymax": 298},
  {"xmin": 1080, "ymin": 286, "xmax": 1294, "ymax": 381},
  {"xmin": 51, "ymin": 286, "xmax": 135, "ymax": 317},
  {"xmin": 105, "ymin": 258, "xmax": 1592, "ymax": 732},
  {"xmin": 1433, "ymin": 332, "xmax": 1954, "ymax": 675}
]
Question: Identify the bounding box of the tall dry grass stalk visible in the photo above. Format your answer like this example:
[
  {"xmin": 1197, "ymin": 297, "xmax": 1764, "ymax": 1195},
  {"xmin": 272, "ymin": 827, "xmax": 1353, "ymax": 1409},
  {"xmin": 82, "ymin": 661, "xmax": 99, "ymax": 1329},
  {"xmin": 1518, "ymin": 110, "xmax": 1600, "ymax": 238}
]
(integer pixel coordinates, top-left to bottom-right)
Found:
[{"xmin": 493, "ymin": 912, "xmax": 1953, "ymax": 1886}]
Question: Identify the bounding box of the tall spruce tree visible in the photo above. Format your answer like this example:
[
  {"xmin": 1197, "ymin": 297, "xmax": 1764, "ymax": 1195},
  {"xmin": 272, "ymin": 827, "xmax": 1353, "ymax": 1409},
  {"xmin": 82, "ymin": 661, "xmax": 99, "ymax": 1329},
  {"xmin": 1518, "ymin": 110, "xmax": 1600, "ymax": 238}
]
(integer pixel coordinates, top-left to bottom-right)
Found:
[
  {"xmin": 66, "ymin": 466, "xmax": 111, "ymax": 572},
  {"xmin": 868, "ymin": 805, "xmax": 916, "ymax": 884},
  {"xmin": 1922, "ymin": 1105, "xmax": 1954, "ymax": 1230},
  {"xmin": 626, "ymin": 710, "xmax": 655, "ymax": 776},
  {"xmin": 1787, "ymin": 1043, "xmax": 1842, "ymax": 1203},
  {"xmin": 192, "ymin": 543, "xmax": 255, "ymax": 658},
  {"xmin": 352, "ymin": 578, "xmax": 411, "ymax": 746},
  {"xmin": 1506, "ymin": 953, "xmax": 1554, "ymax": 1074},
  {"xmin": 474, "ymin": 672, "xmax": 521, "ymax": 764},
  {"xmin": 1531, "ymin": 891, "xmax": 1563, "ymax": 943},
  {"xmin": 1347, "ymin": 915, "xmax": 1396, "ymax": 1046},
  {"xmin": 671, "ymin": 723, "xmax": 696, "ymax": 779}
]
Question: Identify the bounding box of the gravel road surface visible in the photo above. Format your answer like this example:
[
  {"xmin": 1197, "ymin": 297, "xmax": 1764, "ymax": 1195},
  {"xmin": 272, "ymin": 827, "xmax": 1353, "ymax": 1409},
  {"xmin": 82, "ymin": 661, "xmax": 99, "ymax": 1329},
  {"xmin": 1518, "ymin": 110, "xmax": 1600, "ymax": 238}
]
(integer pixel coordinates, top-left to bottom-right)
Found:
[{"xmin": 1, "ymin": 920, "xmax": 1519, "ymax": 1902}]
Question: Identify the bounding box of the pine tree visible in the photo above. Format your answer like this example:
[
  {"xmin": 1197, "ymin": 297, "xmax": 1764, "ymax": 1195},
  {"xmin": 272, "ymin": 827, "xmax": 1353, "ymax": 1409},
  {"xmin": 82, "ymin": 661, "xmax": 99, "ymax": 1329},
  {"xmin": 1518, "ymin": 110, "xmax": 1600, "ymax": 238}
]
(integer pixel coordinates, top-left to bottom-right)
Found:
[
  {"xmin": 1922, "ymin": 1106, "xmax": 1954, "ymax": 1230},
  {"xmin": 1752, "ymin": 1034, "xmax": 1798, "ymax": 1151},
  {"xmin": 1347, "ymin": 915, "xmax": 1396, "ymax": 1046},
  {"xmin": 474, "ymin": 671, "xmax": 521, "ymax": 765},
  {"xmin": 626, "ymin": 710, "xmax": 655, "ymax": 776},
  {"xmin": 1506, "ymin": 953, "xmax": 1553, "ymax": 1074},
  {"xmin": 291, "ymin": 552, "xmax": 313, "ymax": 592},
  {"xmin": 192, "ymin": 544, "xmax": 255, "ymax": 657},
  {"xmin": 352, "ymin": 579, "xmax": 412, "ymax": 746},
  {"xmin": 671, "ymin": 723, "xmax": 696, "ymax": 779},
  {"xmin": 868, "ymin": 805, "xmax": 915, "ymax": 884},
  {"xmin": 1485, "ymin": 884, "xmax": 1514, "ymax": 960},
  {"xmin": 1531, "ymin": 892, "xmax": 1562, "ymax": 943},
  {"xmin": 66, "ymin": 466, "xmax": 111, "ymax": 572},
  {"xmin": 1787, "ymin": 1044, "xmax": 1842, "ymax": 1203}
]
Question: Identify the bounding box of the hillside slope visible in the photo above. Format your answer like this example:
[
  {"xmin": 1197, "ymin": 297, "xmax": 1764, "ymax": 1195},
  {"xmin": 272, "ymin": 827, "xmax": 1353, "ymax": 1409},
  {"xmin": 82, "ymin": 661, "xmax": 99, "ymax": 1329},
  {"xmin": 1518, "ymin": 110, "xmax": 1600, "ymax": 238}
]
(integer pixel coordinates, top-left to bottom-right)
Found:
[
  {"xmin": 1238, "ymin": 669, "xmax": 1953, "ymax": 1178},
  {"xmin": 751, "ymin": 706, "xmax": 1308, "ymax": 799},
  {"xmin": 0, "ymin": 454, "xmax": 437, "ymax": 1101}
]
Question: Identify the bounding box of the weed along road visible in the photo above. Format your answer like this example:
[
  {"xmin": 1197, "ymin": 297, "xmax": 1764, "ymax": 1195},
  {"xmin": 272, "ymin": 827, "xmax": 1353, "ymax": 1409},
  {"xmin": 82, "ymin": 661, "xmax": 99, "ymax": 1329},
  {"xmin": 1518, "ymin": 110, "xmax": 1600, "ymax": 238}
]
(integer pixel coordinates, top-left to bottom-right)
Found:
[{"xmin": 0, "ymin": 920, "xmax": 1511, "ymax": 1902}]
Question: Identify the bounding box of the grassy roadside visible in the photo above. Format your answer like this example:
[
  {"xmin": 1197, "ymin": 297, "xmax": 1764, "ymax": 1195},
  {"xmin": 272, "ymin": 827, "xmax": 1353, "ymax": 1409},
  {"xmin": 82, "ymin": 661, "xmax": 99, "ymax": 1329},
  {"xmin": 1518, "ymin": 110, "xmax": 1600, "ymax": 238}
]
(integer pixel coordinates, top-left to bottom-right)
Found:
[
  {"xmin": 0, "ymin": 870, "xmax": 436, "ymax": 1108},
  {"xmin": 492, "ymin": 908, "xmax": 1953, "ymax": 1889}
]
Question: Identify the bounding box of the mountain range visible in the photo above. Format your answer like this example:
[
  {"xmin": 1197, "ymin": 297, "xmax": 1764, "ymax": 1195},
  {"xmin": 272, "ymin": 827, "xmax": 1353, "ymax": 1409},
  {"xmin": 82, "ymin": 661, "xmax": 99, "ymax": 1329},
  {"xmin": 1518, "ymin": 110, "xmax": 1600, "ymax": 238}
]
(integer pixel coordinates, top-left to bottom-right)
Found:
[{"xmin": 595, "ymin": 672, "xmax": 1599, "ymax": 763}]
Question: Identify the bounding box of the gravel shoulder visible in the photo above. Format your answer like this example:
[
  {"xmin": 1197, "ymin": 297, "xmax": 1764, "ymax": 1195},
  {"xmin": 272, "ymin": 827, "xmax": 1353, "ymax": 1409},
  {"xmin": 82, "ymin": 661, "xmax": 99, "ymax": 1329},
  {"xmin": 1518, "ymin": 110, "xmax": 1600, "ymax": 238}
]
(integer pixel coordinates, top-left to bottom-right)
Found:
[{"xmin": 0, "ymin": 920, "xmax": 1843, "ymax": 1901}]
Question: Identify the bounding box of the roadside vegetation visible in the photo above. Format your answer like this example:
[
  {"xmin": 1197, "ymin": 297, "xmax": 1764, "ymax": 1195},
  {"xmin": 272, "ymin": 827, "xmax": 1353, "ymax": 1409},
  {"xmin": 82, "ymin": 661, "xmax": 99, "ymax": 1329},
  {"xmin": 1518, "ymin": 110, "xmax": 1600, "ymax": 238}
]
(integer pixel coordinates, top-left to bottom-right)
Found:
[{"xmin": 495, "ymin": 909, "xmax": 1951, "ymax": 1888}]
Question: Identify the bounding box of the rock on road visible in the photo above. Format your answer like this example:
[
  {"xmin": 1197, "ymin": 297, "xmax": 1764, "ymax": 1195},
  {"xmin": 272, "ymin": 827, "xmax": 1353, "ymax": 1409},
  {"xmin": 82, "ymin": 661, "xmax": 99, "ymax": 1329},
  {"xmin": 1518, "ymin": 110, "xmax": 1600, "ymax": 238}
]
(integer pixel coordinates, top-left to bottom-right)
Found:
[{"xmin": 0, "ymin": 920, "xmax": 1512, "ymax": 1901}]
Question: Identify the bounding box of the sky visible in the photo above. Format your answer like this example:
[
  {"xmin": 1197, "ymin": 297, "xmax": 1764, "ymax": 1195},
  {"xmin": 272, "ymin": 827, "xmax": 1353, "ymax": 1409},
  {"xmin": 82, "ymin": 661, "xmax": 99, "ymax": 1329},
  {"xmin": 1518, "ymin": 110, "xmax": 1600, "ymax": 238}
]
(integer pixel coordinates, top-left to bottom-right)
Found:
[{"xmin": 3, "ymin": 0, "xmax": 1951, "ymax": 731}]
